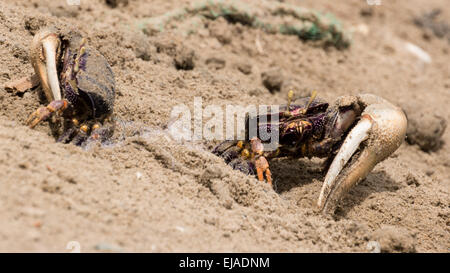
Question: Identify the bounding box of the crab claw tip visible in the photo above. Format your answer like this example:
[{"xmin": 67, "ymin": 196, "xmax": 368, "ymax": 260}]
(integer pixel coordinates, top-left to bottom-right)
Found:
[{"xmin": 317, "ymin": 95, "xmax": 407, "ymax": 213}]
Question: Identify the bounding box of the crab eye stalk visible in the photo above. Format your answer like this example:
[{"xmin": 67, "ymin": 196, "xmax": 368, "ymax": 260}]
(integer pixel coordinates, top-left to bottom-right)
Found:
[{"xmin": 30, "ymin": 29, "xmax": 62, "ymax": 101}]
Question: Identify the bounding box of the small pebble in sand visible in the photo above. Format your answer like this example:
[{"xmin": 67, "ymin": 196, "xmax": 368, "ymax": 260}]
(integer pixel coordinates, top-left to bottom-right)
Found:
[
  {"xmin": 236, "ymin": 62, "xmax": 252, "ymax": 75},
  {"xmin": 33, "ymin": 221, "xmax": 42, "ymax": 228},
  {"xmin": 206, "ymin": 57, "xmax": 226, "ymax": 70},
  {"xmin": 371, "ymin": 225, "xmax": 416, "ymax": 253},
  {"xmin": 175, "ymin": 226, "xmax": 186, "ymax": 233},
  {"xmin": 174, "ymin": 46, "xmax": 195, "ymax": 70},
  {"xmin": 129, "ymin": 32, "xmax": 152, "ymax": 61},
  {"xmin": 406, "ymin": 110, "xmax": 447, "ymax": 152},
  {"xmin": 105, "ymin": 0, "xmax": 129, "ymax": 8},
  {"xmin": 360, "ymin": 7, "xmax": 374, "ymax": 17},
  {"xmin": 366, "ymin": 241, "xmax": 381, "ymax": 253},
  {"xmin": 261, "ymin": 69, "xmax": 284, "ymax": 93},
  {"xmin": 208, "ymin": 17, "xmax": 232, "ymax": 45},
  {"xmin": 404, "ymin": 42, "xmax": 432, "ymax": 63},
  {"xmin": 405, "ymin": 173, "xmax": 420, "ymax": 187}
]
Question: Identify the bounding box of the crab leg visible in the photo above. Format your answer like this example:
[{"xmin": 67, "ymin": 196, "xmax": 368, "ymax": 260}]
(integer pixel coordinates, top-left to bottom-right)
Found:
[
  {"xmin": 251, "ymin": 137, "xmax": 272, "ymax": 186},
  {"xmin": 317, "ymin": 94, "xmax": 407, "ymax": 212},
  {"xmin": 255, "ymin": 155, "xmax": 272, "ymax": 186},
  {"xmin": 26, "ymin": 99, "xmax": 68, "ymax": 128}
]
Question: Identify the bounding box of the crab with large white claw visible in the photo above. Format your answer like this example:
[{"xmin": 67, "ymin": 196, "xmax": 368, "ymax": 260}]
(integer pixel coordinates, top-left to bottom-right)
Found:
[
  {"xmin": 7, "ymin": 27, "xmax": 116, "ymax": 146},
  {"xmin": 213, "ymin": 92, "xmax": 407, "ymax": 213},
  {"xmin": 316, "ymin": 94, "xmax": 407, "ymax": 212}
]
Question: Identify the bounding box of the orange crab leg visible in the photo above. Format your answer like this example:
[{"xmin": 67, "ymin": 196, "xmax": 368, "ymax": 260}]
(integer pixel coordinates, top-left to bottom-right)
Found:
[
  {"xmin": 254, "ymin": 153, "xmax": 272, "ymax": 187},
  {"xmin": 256, "ymin": 164, "xmax": 264, "ymax": 181},
  {"xmin": 26, "ymin": 99, "xmax": 68, "ymax": 128},
  {"xmin": 265, "ymin": 168, "xmax": 272, "ymax": 186},
  {"xmin": 250, "ymin": 137, "xmax": 273, "ymax": 186}
]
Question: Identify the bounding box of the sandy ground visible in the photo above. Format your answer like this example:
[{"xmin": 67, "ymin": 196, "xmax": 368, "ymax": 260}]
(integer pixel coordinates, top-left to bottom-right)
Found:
[{"xmin": 0, "ymin": 0, "xmax": 448, "ymax": 252}]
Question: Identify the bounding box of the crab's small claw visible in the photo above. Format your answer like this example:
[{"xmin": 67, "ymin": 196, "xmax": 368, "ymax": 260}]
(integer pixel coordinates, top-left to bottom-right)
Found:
[
  {"xmin": 26, "ymin": 99, "xmax": 68, "ymax": 128},
  {"xmin": 29, "ymin": 28, "xmax": 62, "ymax": 102},
  {"xmin": 317, "ymin": 94, "xmax": 407, "ymax": 212}
]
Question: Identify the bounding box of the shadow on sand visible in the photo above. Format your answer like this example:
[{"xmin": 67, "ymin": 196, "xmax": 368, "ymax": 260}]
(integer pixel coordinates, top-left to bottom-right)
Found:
[{"xmin": 268, "ymin": 157, "xmax": 402, "ymax": 218}]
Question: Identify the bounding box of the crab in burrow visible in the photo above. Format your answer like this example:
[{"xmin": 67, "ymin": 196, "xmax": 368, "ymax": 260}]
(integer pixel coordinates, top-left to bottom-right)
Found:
[
  {"xmin": 213, "ymin": 91, "xmax": 407, "ymax": 213},
  {"xmin": 11, "ymin": 27, "xmax": 115, "ymax": 146}
]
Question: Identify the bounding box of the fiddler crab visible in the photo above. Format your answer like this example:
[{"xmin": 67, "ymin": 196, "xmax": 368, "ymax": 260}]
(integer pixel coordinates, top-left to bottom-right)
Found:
[
  {"xmin": 10, "ymin": 28, "xmax": 115, "ymax": 145},
  {"xmin": 213, "ymin": 91, "xmax": 407, "ymax": 212}
]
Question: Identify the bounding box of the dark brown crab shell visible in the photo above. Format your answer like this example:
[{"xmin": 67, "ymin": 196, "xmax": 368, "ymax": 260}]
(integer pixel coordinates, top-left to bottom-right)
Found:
[
  {"xmin": 244, "ymin": 97, "xmax": 330, "ymax": 144},
  {"xmin": 60, "ymin": 34, "xmax": 115, "ymax": 120}
]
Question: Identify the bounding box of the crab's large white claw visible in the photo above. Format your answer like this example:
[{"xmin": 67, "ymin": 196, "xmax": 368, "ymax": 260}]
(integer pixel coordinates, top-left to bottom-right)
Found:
[
  {"xmin": 30, "ymin": 29, "xmax": 62, "ymax": 101},
  {"xmin": 317, "ymin": 94, "xmax": 407, "ymax": 212}
]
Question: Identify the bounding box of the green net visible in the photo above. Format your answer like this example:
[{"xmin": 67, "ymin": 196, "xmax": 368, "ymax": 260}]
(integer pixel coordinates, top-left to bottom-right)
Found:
[{"xmin": 136, "ymin": 0, "xmax": 351, "ymax": 49}]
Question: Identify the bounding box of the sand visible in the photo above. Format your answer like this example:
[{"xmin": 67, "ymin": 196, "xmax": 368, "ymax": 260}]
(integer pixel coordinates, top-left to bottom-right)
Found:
[{"xmin": 0, "ymin": 0, "xmax": 448, "ymax": 252}]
